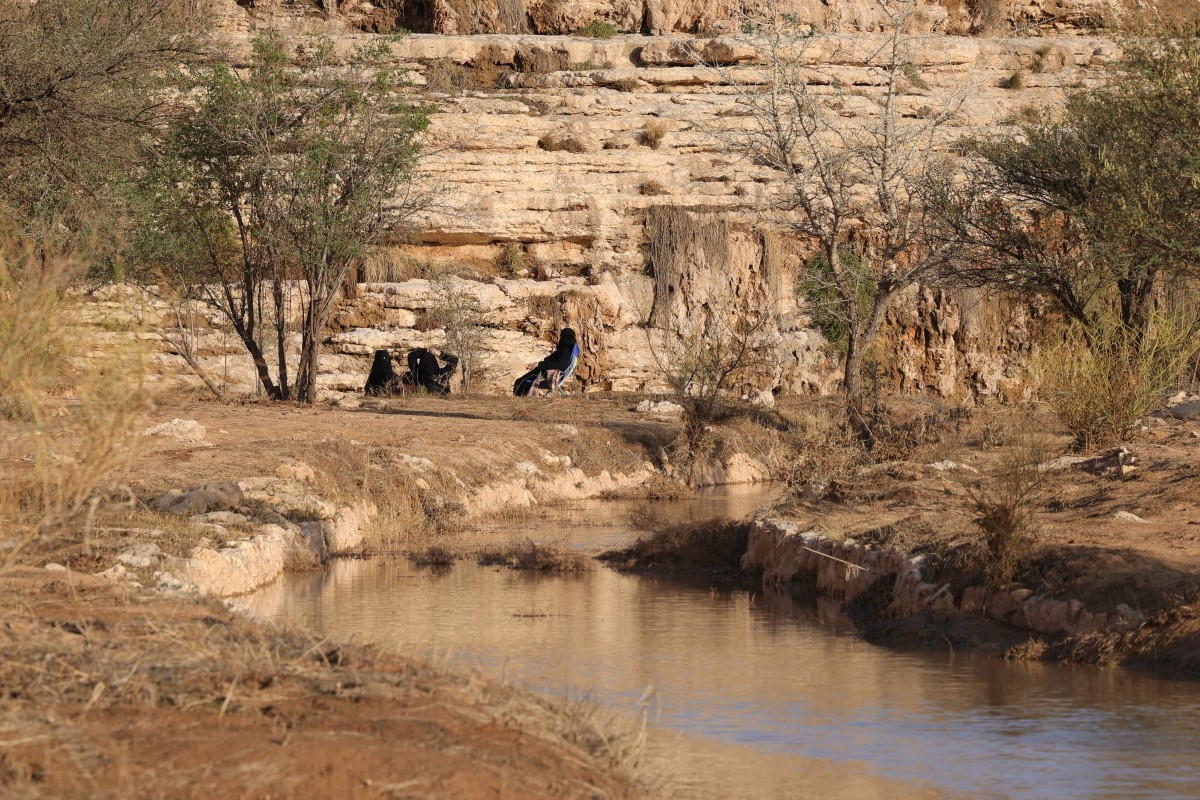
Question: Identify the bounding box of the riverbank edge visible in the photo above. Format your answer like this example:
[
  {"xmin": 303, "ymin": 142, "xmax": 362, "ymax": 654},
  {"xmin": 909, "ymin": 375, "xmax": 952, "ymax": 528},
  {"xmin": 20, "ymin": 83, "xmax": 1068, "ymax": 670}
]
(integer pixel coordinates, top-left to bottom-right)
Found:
[
  {"xmin": 743, "ymin": 514, "xmax": 1200, "ymax": 674},
  {"xmin": 125, "ymin": 449, "xmax": 770, "ymax": 600}
]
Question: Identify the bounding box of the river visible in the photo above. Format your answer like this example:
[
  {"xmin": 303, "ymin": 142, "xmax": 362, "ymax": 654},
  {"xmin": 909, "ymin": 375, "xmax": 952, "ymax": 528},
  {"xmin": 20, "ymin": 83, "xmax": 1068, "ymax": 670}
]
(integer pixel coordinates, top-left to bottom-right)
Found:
[{"xmin": 243, "ymin": 488, "xmax": 1200, "ymax": 799}]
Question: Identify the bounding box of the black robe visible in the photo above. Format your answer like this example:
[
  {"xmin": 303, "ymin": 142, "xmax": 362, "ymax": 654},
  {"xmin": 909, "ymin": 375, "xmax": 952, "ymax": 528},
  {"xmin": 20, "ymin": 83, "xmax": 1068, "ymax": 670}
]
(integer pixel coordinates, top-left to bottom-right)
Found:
[
  {"xmin": 403, "ymin": 348, "xmax": 459, "ymax": 395},
  {"xmin": 364, "ymin": 350, "xmax": 401, "ymax": 396},
  {"xmin": 513, "ymin": 328, "xmax": 577, "ymax": 396}
]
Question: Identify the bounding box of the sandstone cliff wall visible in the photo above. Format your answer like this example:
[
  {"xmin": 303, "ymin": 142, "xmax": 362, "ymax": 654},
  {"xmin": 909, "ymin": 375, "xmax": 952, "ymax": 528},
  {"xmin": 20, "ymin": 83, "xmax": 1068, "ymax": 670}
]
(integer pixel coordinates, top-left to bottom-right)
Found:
[
  {"xmin": 213, "ymin": 0, "xmax": 1123, "ymax": 36},
  {"xmin": 83, "ymin": 28, "xmax": 1110, "ymax": 399}
]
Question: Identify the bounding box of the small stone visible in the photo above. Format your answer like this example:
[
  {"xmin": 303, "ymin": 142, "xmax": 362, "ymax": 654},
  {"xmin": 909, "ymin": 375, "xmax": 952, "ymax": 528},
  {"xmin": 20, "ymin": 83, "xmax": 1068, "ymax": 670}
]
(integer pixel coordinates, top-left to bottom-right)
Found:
[
  {"xmin": 44, "ymin": 563, "xmax": 67, "ymax": 572},
  {"xmin": 153, "ymin": 482, "xmax": 244, "ymax": 516},
  {"xmin": 142, "ymin": 418, "xmax": 207, "ymax": 442},
  {"xmin": 1163, "ymin": 401, "xmax": 1200, "ymax": 421},
  {"xmin": 1113, "ymin": 510, "xmax": 1149, "ymax": 524},
  {"xmin": 634, "ymin": 400, "xmax": 682, "ymax": 415},
  {"xmin": 275, "ymin": 461, "xmax": 316, "ymax": 484},
  {"xmin": 553, "ymin": 423, "xmax": 579, "ymax": 435},
  {"xmin": 116, "ymin": 543, "xmax": 163, "ymax": 569}
]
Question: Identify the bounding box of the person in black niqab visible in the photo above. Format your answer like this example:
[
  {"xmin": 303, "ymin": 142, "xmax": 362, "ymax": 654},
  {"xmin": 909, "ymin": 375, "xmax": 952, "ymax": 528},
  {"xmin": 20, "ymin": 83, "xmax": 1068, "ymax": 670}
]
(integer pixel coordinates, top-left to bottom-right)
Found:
[
  {"xmin": 513, "ymin": 327, "xmax": 577, "ymax": 396},
  {"xmin": 403, "ymin": 348, "xmax": 459, "ymax": 395},
  {"xmin": 364, "ymin": 349, "xmax": 401, "ymax": 396}
]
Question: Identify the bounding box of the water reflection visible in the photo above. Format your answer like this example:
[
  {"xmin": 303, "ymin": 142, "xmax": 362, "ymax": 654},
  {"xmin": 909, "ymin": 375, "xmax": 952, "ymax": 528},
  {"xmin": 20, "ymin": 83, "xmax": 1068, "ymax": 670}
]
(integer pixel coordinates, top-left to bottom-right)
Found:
[{"xmin": 246, "ymin": 556, "xmax": 1200, "ymax": 800}]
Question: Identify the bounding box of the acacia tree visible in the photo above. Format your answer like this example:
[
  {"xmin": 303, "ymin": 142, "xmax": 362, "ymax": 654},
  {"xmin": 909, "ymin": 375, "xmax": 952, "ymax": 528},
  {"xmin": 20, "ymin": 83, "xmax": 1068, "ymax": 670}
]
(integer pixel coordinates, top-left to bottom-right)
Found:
[
  {"xmin": 143, "ymin": 32, "xmax": 430, "ymax": 402},
  {"xmin": 720, "ymin": 0, "xmax": 962, "ymax": 430},
  {"xmin": 928, "ymin": 26, "xmax": 1200, "ymax": 340},
  {"xmin": 0, "ymin": 0, "xmax": 206, "ymax": 248}
]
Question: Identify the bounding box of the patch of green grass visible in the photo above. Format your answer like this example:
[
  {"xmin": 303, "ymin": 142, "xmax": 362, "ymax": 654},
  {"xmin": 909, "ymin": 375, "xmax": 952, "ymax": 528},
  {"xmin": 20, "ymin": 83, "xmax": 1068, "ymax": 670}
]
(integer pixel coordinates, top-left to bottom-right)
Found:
[{"xmin": 573, "ymin": 21, "xmax": 618, "ymax": 39}]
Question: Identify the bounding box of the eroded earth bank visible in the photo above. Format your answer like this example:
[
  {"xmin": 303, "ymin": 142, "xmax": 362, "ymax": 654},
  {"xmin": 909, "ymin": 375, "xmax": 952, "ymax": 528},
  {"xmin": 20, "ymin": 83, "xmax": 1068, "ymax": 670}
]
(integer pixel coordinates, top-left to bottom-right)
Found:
[{"xmin": 5, "ymin": 390, "xmax": 1200, "ymax": 798}]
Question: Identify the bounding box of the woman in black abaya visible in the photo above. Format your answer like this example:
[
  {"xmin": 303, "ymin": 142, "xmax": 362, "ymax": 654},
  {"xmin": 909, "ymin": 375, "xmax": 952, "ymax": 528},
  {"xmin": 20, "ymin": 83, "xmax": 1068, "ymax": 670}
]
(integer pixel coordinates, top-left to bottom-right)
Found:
[{"xmin": 513, "ymin": 327, "xmax": 577, "ymax": 397}]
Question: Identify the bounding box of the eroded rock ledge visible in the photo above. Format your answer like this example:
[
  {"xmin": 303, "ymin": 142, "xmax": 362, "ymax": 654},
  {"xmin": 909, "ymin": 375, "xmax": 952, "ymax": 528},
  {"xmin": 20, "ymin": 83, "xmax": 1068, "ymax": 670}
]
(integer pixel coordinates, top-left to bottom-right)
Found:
[
  {"xmin": 103, "ymin": 443, "xmax": 769, "ymax": 598},
  {"xmin": 742, "ymin": 514, "xmax": 1147, "ymax": 638}
]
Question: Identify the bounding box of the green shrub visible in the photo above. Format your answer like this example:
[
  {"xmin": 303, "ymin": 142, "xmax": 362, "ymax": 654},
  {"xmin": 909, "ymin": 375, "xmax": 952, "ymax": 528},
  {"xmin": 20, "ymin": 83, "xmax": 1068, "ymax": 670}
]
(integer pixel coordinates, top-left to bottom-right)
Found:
[
  {"xmin": 799, "ymin": 250, "xmax": 875, "ymax": 356},
  {"xmin": 573, "ymin": 21, "xmax": 617, "ymax": 39}
]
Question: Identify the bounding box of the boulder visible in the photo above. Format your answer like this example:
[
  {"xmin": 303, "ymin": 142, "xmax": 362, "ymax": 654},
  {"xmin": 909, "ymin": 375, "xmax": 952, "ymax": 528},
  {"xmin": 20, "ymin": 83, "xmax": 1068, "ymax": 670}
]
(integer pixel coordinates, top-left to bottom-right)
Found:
[
  {"xmin": 142, "ymin": 418, "xmax": 207, "ymax": 442},
  {"xmin": 152, "ymin": 482, "xmax": 244, "ymax": 516}
]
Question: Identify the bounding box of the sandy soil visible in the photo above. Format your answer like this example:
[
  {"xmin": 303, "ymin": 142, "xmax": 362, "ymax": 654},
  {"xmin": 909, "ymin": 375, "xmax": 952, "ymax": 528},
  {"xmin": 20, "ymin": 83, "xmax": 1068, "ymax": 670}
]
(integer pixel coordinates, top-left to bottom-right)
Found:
[
  {"xmin": 0, "ymin": 568, "xmax": 643, "ymax": 800},
  {"xmin": 2, "ymin": 393, "xmax": 667, "ymax": 800},
  {"xmin": 5, "ymin": 390, "xmax": 1200, "ymax": 799}
]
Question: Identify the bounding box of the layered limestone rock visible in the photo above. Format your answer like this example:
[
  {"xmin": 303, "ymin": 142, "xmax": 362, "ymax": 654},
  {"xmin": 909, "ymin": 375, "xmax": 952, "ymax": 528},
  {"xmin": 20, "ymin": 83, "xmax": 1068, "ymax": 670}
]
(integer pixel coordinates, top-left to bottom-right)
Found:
[
  {"xmin": 83, "ymin": 29, "xmax": 1115, "ymax": 400},
  {"xmin": 215, "ymin": 0, "xmax": 1123, "ymax": 36},
  {"xmin": 742, "ymin": 515, "xmax": 1147, "ymax": 637}
]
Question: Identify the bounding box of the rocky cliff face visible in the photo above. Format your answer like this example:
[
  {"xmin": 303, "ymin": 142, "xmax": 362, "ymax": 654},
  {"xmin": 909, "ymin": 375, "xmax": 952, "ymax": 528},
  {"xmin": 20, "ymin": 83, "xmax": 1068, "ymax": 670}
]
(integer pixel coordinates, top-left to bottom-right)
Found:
[
  {"xmin": 119, "ymin": 11, "xmax": 1121, "ymax": 401},
  {"xmin": 214, "ymin": 0, "xmax": 1123, "ymax": 36}
]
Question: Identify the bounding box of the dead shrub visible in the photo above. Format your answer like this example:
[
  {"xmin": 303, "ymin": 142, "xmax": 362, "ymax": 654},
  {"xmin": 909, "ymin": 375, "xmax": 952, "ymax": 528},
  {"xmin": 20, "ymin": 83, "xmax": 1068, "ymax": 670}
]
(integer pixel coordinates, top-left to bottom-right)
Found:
[
  {"xmin": 599, "ymin": 518, "xmax": 751, "ymax": 574},
  {"xmin": 640, "ymin": 119, "xmax": 669, "ymax": 148},
  {"xmin": 999, "ymin": 69, "xmax": 1025, "ymax": 90},
  {"xmin": 963, "ymin": 433, "xmax": 1054, "ymax": 589},
  {"xmin": 640, "ymin": 179, "xmax": 667, "ymax": 196},
  {"xmin": 496, "ymin": 241, "xmax": 531, "ymax": 274},
  {"xmin": 1, "ymin": 236, "xmax": 150, "ymax": 571},
  {"xmin": 778, "ymin": 403, "xmax": 867, "ymax": 497},
  {"xmin": 538, "ymin": 131, "xmax": 590, "ymax": 153},
  {"xmin": 477, "ymin": 538, "xmax": 593, "ymax": 572},
  {"xmin": 613, "ymin": 77, "xmax": 641, "ymax": 92},
  {"xmin": 970, "ymin": 0, "xmax": 1007, "ymax": 35},
  {"xmin": 409, "ymin": 545, "xmax": 457, "ymax": 567}
]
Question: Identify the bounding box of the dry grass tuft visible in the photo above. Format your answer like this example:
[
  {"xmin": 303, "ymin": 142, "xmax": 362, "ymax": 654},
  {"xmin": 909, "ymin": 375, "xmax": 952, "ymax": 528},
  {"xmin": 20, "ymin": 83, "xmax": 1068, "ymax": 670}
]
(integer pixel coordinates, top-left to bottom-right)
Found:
[
  {"xmin": 999, "ymin": 69, "xmax": 1025, "ymax": 90},
  {"xmin": 1041, "ymin": 313, "xmax": 1197, "ymax": 450},
  {"xmin": 1, "ymin": 235, "xmax": 150, "ymax": 572},
  {"xmin": 599, "ymin": 518, "xmax": 751, "ymax": 575},
  {"xmin": 537, "ymin": 131, "xmax": 591, "ymax": 153},
  {"xmin": 408, "ymin": 544, "xmax": 457, "ymax": 567},
  {"xmin": 963, "ymin": 432, "xmax": 1054, "ymax": 589},
  {"xmin": 477, "ymin": 538, "xmax": 593, "ymax": 572},
  {"xmin": 640, "ymin": 118, "xmax": 669, "ymax": 149}
]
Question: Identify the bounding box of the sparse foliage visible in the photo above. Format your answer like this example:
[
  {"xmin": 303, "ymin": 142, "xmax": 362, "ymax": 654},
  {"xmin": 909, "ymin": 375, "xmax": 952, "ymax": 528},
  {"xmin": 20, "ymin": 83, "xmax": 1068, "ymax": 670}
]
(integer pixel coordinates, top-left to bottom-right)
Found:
[
  {"xmin": 965, "ymin": 433, "xmax": 1054, "ymax": 589},
  {"xmin": 0, "ymin": 0, "xmax": 207, "ymax": 254},
  {"xmin": 138, "ymin": 31, "xmax": 430, "ymax": 403},
  {"xmin": 931, "ymin": 26, "xmax": 1200, "ymax": 341},
  {"xmin": 653, "ymin": 309, "xmax": 777, "ymax": 459},
  {"xmin": 426, "ymin": 274, "xmax": 489, "ymax": 394},
  {"xmin": 1041, "ymin": 311, "xmax": 1198, "ymax": 449},
  {"xmin": 720, "ymin": 0, "xmax": 963, "ymax": 432}
]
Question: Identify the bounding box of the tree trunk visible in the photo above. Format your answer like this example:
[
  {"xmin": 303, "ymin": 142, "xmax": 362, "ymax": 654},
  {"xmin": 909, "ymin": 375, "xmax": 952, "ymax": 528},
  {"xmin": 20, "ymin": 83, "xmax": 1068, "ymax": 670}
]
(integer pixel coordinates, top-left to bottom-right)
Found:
[
  {"xmin": 273, "ymin": 279, "xmax": 290, "ymax": 400},
  {"xmin": 242, "ymin": 334, "xmax": 283, "ymax": 400},
  {"xmin": 842, "ymin": 290, "xmax": 893, "ymax": 444},
  {"xmin": 1118, "ymin": 272, "xmax": 1157, "ymax": 345},
  {"xmin": 295, "ymin": 312, "xmax": 320, "ymax": 405}
]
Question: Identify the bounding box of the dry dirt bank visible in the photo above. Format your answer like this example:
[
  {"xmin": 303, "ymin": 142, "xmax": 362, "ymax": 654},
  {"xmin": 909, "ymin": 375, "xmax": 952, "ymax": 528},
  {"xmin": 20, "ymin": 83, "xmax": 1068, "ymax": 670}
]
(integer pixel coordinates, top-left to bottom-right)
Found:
[
  {"xmin": 740, "ymin": 405, "xmax": 1200, "ymax": 675},
  {"xmin": 3, "ymin": 392, "xmax": 713, "ymax": 799},
  {"xmin": 0, "ymin": 568, "xmax": 643, "ymax": 799}
]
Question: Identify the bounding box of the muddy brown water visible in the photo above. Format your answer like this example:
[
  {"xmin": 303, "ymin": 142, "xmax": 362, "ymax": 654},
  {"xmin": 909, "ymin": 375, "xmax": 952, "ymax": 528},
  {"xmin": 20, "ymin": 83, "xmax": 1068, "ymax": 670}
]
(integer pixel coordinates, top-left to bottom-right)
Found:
[{"xmin": 244, "ymin": 488, "xmax": 1200, "ymax": 800}]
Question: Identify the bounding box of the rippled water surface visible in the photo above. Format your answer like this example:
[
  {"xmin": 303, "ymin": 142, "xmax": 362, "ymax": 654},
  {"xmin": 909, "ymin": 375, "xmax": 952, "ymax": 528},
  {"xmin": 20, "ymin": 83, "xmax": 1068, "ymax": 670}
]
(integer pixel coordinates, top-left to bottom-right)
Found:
[{"xmin": 245, "ymin": 490, "xmax": 1200, "ymax": 799}]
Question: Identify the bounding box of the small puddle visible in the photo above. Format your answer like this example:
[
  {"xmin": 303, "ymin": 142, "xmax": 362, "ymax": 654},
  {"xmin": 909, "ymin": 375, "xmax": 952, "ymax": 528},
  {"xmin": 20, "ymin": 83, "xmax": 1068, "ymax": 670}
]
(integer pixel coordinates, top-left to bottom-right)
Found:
[{"xmin": 244, "ymin": 489, "xmax": 1200, "ymax": 799}]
